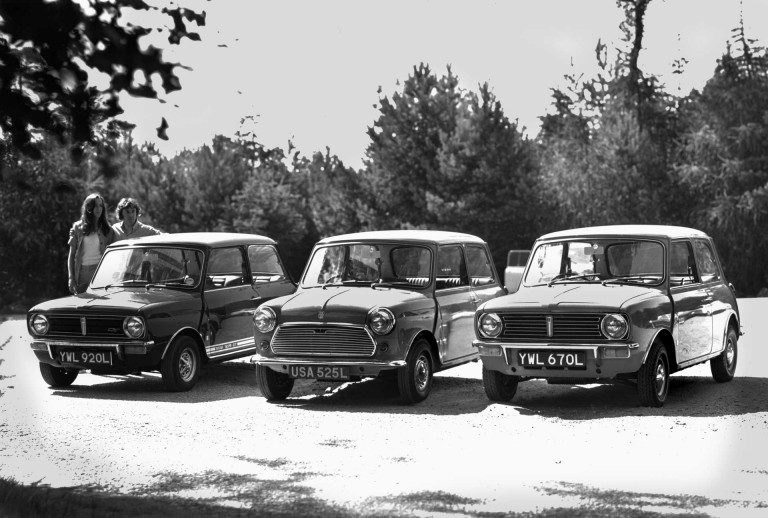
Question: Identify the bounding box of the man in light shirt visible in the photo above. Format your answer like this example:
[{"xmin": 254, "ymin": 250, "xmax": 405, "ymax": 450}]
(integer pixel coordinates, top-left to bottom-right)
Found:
[{"xmin": 112, "ymin": 197, "xmax": 163, "ymax": 241}]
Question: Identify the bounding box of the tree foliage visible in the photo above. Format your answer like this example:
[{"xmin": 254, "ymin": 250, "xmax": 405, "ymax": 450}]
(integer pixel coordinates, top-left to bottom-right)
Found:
[
  {"xmin": 362, "ymin": 64, "xmax": 543, "ymax": 272},
  {"xmin": 674, "ymin": 20, "xmax": 768, "ymax": 293},
  {"xmin": 5, "ymin": 0, "xmax": 768, "ymax": 310},
  {"xmin": 538, "ymin": 0, "xmax": 679, "ymax": 227},
  {"xmin": 0, "ymin": 0, "xmax": 204, "ymax": 162}
]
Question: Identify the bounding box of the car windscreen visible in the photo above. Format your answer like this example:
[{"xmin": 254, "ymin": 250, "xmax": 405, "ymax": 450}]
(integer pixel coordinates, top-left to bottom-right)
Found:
[
  {"xmin": 524, "ymin": 239, "xmax": 664, "ymax": 286},
  {"xmin": 302, "ymin": 243, "xmax": 432, "ymax": 289},
  {"xmin": 91, "ymin": 247, "xmax": 205, "ymax": 289}
]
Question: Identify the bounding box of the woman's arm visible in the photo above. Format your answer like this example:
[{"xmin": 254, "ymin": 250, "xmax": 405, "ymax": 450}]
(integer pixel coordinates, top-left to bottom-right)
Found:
[{"xmin": 67, "ymin": 241, "xmax": 77, "ymax": 294}]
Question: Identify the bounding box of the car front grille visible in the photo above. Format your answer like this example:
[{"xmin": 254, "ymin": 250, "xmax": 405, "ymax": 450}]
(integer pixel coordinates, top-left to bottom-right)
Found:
[
  {"xmin": 45, "ymin": 315, "xmax": 127, "ymax": 339},
  {"xmin": 271, "ymin": 325, "xmax": 376, "ymax": 357},
  {"xmin": 498, "ymin": 313, "xmax": 607, "ymax": 342}
]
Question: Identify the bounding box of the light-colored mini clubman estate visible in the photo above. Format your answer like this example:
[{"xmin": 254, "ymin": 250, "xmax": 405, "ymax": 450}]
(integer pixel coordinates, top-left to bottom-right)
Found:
[
  {"xmin": 252, "ymin": 230, "xmax": 505, "ymax": 404},
  {"xmin": 474, "ymin": 225, "xmax": 741, "ymax": 407}
]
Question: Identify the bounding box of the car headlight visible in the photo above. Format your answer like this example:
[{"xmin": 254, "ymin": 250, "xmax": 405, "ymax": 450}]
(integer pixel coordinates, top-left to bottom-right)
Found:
[
  {"xmin": 601, "ymin": 313, "xmax": 629, "ymax": 339},
  {"xmin": 479, "ymin": 313, "xmax": 502, "ymax": 338},
  {"xmin": 368, "ymin": 307, "xmax": 395, "ymax": 335},
  {"xmin": 30, "ymin": 314, "xmax": 49, "ymax": 335},
  {"xmin": 123, "ymin": 316, "xmax": 145, "ymax": 338},
  {"xmin": 253, "ymin": 306, "xmax": 277, "ymax": 334}
]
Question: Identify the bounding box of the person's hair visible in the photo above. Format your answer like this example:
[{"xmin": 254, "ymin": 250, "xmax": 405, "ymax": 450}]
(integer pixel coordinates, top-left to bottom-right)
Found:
[
  {"xmin": 80, "ymin": 193, "xmax": 111, "ymax": 235},
  {"xmin": 115, "ymin": 197, "xmax": 142, "ymax": 221}
]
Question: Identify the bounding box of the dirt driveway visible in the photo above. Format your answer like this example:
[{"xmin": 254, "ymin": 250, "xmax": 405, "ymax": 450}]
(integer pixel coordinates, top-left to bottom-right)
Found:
[{"xmin": 1, "ymin": 299, "xmax": 767, "ymax": 517}]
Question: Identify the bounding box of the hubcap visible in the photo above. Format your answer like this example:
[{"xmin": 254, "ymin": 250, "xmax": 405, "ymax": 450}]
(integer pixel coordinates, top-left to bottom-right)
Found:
[
  {"xmin": 726, "ymin": 338, "xmax": 736, "ymax": 371},
  {"xmin": 414, "ymin": 355, "xmax": 430, "ymax": 392},
  {"xmin": 178, "ymin": 349, "xmax": 195, "ymax": 382},
  {"xmin": 654, "ymin": 358, "xmax": 667, "ymax": 397}
]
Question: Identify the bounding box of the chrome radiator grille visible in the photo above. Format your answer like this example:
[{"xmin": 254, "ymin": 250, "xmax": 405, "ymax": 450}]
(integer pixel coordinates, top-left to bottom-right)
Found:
[
  {"xmin": 45, "ymin": 315, "xmax": 126, "ymax": 339},
  {"xmin": 498, "ymin": 313, "xmax": 606, "ymax": 342},
  {"xmin": 271, "ymin": 326, "xmax": 376, "ymax": 357}
]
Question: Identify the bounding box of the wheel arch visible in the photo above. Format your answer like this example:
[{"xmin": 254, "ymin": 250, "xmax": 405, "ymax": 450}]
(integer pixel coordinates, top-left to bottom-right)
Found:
[
  {"xmin": 161, "ymin": 327, "xmax": 207, "ymax": 362},
  {"xmin": 644, "ymin": 328, "xmax": 676, "ymax": 372},
  {"xmin": 407, "ymin": 330, "xmax": 440, "ymax": 370},
  {"xmin": 727, "ymin": 312, "xmax": 740, "ymax": 335}
]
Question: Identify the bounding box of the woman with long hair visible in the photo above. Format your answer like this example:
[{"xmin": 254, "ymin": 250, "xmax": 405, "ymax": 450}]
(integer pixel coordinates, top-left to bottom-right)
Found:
[{"xmin": 67, "ymin": 193, "xmax": 115, "ymax": 294}]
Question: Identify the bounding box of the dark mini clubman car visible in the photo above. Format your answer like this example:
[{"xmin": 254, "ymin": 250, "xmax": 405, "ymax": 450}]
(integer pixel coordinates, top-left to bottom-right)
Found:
[
  {"xmin": 27, "ymin": 233, "xmax": 295, "ymax": 391},
  {"xmin": 474, "ymin": 225, "xmax": 741, "ymax": 407},
  {"xmin": 252, "ymin": 230, "xmax": 505, "ymax": 403}
]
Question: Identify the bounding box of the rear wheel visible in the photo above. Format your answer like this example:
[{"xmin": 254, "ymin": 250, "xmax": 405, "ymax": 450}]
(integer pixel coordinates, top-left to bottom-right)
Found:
[
  {"xmin": 482, "ymin": 367, "xmax": 518, "ymax": 402},
  {"xmin": 256, "ymin": 365, "xmax": 294, "ymax": 400},
  {"xmin": 397, "ymin": 339, "xmax": 433, "ymax": 404},
  {"xmin": 161, "ymin": 336, "xmax": 201, "ymax": 391},
  {"xmin": 39, "ymin": 363, "xmax": 79, "ymax": 387},
  {"xmin": 637, "ymin": 342, "xmax": 669, "ymax": 407},
  {"xmin": 711, "ymin": 327, "xmax": 738, "ymax": 382}
]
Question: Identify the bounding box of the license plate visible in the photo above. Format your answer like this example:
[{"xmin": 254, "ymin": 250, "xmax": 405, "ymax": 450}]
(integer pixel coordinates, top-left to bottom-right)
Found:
[
  {"xmin": 517, "ymin": 350, "xmax": 587, "ymax": 370},
  {"xmin": 58, "ymin": 350, "xmax": 113, "ymax": 366},
  {"xmin": 288, "ymin": 365, "xmax": 349, "ymax": 380}
]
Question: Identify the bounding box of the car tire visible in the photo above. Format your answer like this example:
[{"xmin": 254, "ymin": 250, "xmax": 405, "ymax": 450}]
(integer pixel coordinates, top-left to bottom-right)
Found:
[
  {"xmin": 256, "ymin": 364, "xmax": 294, "ymax": 400},
  {"xmin": 711, "ymin": 326, "xmax": 738, "ymax": 382},
  {"xmin": 482, "ymin": 367, "xmax": 518, "ymax": 402},
  {"xmin": 397, "ymin": 339, "xmax": 433, "ymax": 404},
  {"xmin": 637, "ymin": 341, "xmax": 670, "ymax": 407},
  {"xmin": 161, "ymin": 336, "xmax": 201, "ymax": 392},
  {"xmin": 39, "ymin": 363, "xmax": 79, "ymax": 387}
]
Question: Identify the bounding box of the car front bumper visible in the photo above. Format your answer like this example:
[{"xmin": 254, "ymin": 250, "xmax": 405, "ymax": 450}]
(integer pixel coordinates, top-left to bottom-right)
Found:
[
  {"xmin": 253, "ymin": 354, "xmax": 406, "ymax": 378},
  {"xmin": 473, "ymin": 340, "xmax": 643, "ymax": 379},
  {"xmin": 30, "ymin": 339, "xmax": 162, "ymax": 372}
]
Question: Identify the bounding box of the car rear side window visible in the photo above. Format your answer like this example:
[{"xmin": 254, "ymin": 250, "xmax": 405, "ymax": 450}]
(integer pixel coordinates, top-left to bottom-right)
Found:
[
  {"xmin": 248, "ymin": 245, "xmax": 286, "ymax": 283},
  {"xmin": 466, "ymin": 245, "xmax": 496, "ymax": 286},
  {"xmin": 693, "ymin": 240, "xmax": 721, "ymax": 283}
]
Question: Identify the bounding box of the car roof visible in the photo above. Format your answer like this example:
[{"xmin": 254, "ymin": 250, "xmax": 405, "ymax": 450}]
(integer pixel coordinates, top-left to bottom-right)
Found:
[
  {"xmin": 107, "ymin": 232, "xmax": 277, "ymax": 249},
  {"xmin": 316, "ymin": 230, "xmax": 487, "ymax": 246},
  {"xmin": 537, "ymin": 225, "xmax": 710, "ymax": 241}
]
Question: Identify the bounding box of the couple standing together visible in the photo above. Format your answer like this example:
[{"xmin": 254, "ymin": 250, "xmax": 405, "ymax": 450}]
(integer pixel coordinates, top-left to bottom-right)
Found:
[{"xmin": 67, "ymin": 194, "xmax": 162, "ymax": 294}]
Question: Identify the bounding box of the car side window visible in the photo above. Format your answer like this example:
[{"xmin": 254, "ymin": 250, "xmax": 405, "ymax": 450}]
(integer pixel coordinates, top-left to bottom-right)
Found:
[
  {"xmin": 206, "ymin": 247, "xmax": 246, "ymax": 290},
  {"xmin": 436, "ymin": 245, "xmax": 468, "ymax": 290},
  {"xmin": 248, "ymin": 245, "xmax": 286, "ymax": 283},
  {"xmin": 693, "ymin": 240, "xmax": 721, "ymax": 283},
  {"xmin": 670, "ymin": 241, "xmax": 699, "ymax": 287},
  {"xmin": 465, "ymin": 245, "xmax": 496, "ymax": 286}
]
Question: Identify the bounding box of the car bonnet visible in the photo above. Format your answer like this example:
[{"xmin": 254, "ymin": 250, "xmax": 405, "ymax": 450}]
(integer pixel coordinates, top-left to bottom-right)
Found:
[{"xmin": 276, "ymin": 286, "xmax": 431, "ymax": 325}]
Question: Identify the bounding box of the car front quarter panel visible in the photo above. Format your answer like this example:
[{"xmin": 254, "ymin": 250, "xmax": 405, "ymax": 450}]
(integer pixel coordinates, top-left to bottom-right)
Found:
[{"xmin": 623, "ymin": 292, "xmax": 673, "ymax": 357}]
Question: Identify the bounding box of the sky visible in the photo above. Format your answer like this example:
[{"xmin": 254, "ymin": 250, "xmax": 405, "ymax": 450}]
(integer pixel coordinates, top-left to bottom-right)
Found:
[{"xmin": 120, "ymin": 0, "xmax": 768, "ymax": 169}]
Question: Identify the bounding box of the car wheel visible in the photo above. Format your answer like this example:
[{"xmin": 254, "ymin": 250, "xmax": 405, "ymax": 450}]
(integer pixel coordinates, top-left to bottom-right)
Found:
[
  {"xmin": 711, "ymin": 326, "xmax": 738, "ymax": 382},
  {"xmin": 637, "ymin": 341, "xmax": 670, "ymax": 407},
  {"xmin": 397, "ymin": 339, "xmax": 433, "ymax": 404},
  {"xmin": 256, "ymin": 364, "xmax": 294, "ymax": 400},
  {"xmin": 161, "ymin": 336, "xmax": 201, "ymax": 392},
  {"xmin": 39, "ymin": 363, "xmax": 79, "ymax": 387},
  {"xmin": 482, "ymin": 367, "xmax": 518, "ymax": 402}
]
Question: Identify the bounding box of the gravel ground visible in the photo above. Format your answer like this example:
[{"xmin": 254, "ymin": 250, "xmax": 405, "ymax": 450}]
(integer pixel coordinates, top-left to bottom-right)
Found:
[{"xmin": 1, "ymin": 299, "xmax": 767, "ymax": 517}]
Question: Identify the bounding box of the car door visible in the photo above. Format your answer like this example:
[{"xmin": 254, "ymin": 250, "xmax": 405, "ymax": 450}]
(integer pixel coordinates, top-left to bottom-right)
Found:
[
  {"xmin": 434, "ymin": 245, "xmax": 476, "ymax": 365},
  {"xmin": 692, "ymin": 238, "xmax": 728, "ymax": 355},
  {"xmin": 669, "ymin": 240, "xmax": 713, "ymax": 363},
  {"xmin": 203, "ymin": 246, "xmax": 257, "ymax": 360}
]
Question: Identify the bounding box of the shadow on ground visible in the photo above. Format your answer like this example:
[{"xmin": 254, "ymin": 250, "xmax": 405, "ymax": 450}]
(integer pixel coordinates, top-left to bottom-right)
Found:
[
  {"xmin": 4, "ymin": 471, "xmax": 764, "ymax": 518},
  {"xmin": 507, "ymin": 376, "xmax": 768, "ymax": 419}
]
